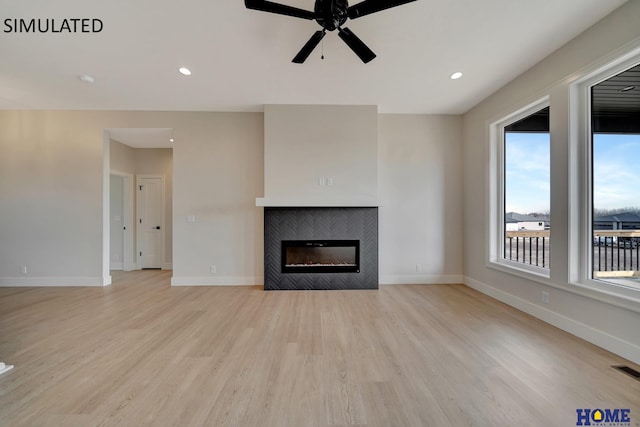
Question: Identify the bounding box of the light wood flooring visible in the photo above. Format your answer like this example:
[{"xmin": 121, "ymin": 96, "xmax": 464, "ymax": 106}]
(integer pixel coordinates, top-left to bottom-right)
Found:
[{"xmin": 1, "ymin": 270, "xmax": 639, "ymax": 426}]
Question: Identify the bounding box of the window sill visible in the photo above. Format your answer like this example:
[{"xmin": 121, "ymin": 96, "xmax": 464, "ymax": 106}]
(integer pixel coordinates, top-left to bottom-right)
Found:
[
  {"xmin": 487, "ymin": 259, "xmax": 640, "ymax": 313},
  {"xmin": 487, "ymin": 259, "xmax": 551, "ymax": 286},
  {"xmin": 569, "ymin": 278, "xmax": 640, "ymax": 313}
]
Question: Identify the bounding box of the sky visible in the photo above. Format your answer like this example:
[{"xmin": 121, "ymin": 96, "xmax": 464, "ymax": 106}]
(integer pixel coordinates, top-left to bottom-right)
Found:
[
  {"xmin": 504, "ymin": 132, "xmax": 640, "ymax": 214},
  {"xmin": 593, "ymin": 134, "xmax": 640, "ymax": 211},
  {"xmin": 505, "ymin": 132, "xmax": 550, "ymax": 214}
]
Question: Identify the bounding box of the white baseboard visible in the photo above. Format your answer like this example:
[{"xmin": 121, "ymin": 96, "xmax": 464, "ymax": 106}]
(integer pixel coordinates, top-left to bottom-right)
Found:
[
  {"xmin": 162, "ymin": 262, "xmax": 173, "ymax": 270},
  {"xmin": 379, "ymin": 274, "xmax": 464, "ymax": 285},
  {"xmin": 0, "ymin": 276, "xmax": 109, "ymax": 287},
  {"xmin": 464, "ymin": 276, "xmax": 640, "ymax": 365},
  {"xmin": 171, "ymin": 276, "xmax": 263, "ymax": 286}
]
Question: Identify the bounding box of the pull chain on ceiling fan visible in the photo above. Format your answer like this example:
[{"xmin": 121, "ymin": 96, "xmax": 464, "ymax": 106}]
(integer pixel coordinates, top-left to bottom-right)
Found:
[{"xmin": 245, "ymin": 0, "xmax": 418, "ymax": 63}]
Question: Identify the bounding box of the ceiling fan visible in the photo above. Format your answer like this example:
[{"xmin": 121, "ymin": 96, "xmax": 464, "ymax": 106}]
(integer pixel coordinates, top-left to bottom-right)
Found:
[{"xmin": 245, "ymin": 0, "xmax": 417, "ymax": 64}]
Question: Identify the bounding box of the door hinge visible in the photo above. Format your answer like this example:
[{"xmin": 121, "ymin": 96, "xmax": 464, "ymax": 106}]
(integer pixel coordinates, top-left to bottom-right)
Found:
[
  {"xmin": 139, "ymin": 218, "xmax": 142, "ymax": 224},
  {"xmin": 139, "ymin": 185, "xmax": 143, "ymax": 191},
  {"xmin": 140, "ymin": 251, "xmax": 142, "ymax": 257}
]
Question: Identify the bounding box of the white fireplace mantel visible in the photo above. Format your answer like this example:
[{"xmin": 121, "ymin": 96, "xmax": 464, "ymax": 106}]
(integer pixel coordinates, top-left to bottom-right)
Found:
[{"xmin": 256, "ymin": 197, "xmax": 381, "ymax": 207}]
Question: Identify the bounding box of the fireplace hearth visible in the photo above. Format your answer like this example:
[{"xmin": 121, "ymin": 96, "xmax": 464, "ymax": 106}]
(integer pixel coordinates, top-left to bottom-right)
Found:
[{"xmin": 264, "ymin": 207, "xmax": 378, "ymax": 290}]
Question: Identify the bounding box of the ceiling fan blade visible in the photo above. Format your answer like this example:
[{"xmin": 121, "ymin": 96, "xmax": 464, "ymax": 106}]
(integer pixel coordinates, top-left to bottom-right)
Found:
[
  {"xmin": 245, "ymin": 0, "xmax": 315, "ymax": 20},
  {"xmin": 292, "ymin": 31, "xmax": 326, "ymax": 64},
  {"xmin": 337, "ymin": 27, "xmax": 376, "ymax": 63},
  {"xmin": 347, "ymin": 0, "xmax": 417, "ymax": 20}
]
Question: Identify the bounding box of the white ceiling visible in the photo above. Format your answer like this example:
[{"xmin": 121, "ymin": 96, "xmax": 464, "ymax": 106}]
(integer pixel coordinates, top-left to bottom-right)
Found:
[{"xmin": 0, "ymin": 0, "xmax": 627, "ymax": 114}]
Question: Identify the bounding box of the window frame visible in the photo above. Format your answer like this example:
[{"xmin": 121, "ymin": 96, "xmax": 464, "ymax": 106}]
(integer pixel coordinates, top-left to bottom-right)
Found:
[
  {"xmin": 488, "ymin": 96, "xmax": 551, "ymax": 279},
  {"xmin": 568, "ymin": 48, "xmax": 640, "ymax": 305}
]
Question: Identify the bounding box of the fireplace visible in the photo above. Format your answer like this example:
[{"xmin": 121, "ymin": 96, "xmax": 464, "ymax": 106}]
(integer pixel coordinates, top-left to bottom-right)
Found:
[
  {"xmin": 282, "ymin": 240, "xmax": 360, "ymax": 273},
  {"xmin": 264, "ymin": 207, "xmax": 378, "ymax": 290}
]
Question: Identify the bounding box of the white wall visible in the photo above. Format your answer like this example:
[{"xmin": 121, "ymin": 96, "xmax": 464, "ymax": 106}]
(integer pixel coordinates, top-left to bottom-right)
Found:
[
  {"xmin": 110, "ymin": 138, "xmax": 135, "ymax": 174},
  {"xmin": 0, "ymin": 111, "xmax": 105, "ymax": 285},
  {"xmin": 260, "ymin": 106, "xmax": 464, "ymax": 284},
  {"xmin": 462, "ymin": 1, "xmax": 640, "ymax": 363},
  {"xmin": 378, "ymin": 114, "xmax": 463, "ymax": 284},
  {"xmin": 262, "ymin": 105, "xmax": 378, "ymax": 205},
  {"xmin": 0, "ymin": 108, "xmax": 463, "ymax": 288},
  {"xmin": 171, "ymin": 113, "xmax": 264, "ymax": 285},
  {"xmin": 0, "ymin": 111, "xmax": 265, "ymax": 286}
]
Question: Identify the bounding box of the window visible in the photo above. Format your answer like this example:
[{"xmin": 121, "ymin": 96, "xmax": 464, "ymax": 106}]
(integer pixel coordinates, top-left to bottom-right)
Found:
[
  {"xmin": 569, "ymin": 47, "xmax": 640, "ymax": 305},
  {"xmin": 489, "ymin": 98, "xmax": 550, "ymax": 277},
  {"xmin": 590, "ymin": 63, "xmax": 640, "ymax": 290}
]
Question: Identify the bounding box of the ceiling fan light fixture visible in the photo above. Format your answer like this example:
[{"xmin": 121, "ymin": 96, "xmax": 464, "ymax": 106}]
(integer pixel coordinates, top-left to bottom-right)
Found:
[
  {"xmin": 450, "ymin": 72, "xmax": 463, "ymax": 80},
  {"xmin": 178, "ymin": 67, "xmax": 192, "ymax": 76}
]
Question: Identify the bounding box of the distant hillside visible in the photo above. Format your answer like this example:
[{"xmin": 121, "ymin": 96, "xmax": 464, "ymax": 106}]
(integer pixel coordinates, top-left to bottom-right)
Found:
[
  {"xmin": 505, "ymin": 212, "xmax": 550, "ymax": 224},
  {"xmin": 593, "ymin": 207, "xmax": 640, "ymax": 217}
]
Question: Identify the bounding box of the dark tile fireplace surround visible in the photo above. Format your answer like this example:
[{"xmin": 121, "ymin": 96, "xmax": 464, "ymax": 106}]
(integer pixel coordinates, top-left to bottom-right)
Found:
[{"xmin": 264, "ymin": 207, "xmax": 378, "ymax": 290}]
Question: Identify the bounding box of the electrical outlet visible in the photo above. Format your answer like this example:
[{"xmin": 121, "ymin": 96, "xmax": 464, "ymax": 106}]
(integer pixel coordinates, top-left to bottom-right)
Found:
[
  {"xmin": 21, "ymin": 266, "xmax": 27, "ymax": 275},
  {"xmin": 542, "ymin": 291, "xmax": 550, "ymax": 304},
  {"xmin": 416, "ymin": 264, "xmax": 422, "ymax": 272},
  {"xmin": 210, "ymin": 265, "xmax": 217, "ymax": 274},
  {"xmin": 327, "ymin": 177, "xmax": 333, "ymax": 186},
  {"xmin": 318, "ymin": 177, "xmax": 325, "ymax": 186}
]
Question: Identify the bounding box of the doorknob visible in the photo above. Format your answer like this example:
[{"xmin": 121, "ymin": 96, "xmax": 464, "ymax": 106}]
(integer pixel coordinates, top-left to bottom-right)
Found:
[{"xmin": 155, "ymin": 226, "xmax": 161, "ymax": 230}]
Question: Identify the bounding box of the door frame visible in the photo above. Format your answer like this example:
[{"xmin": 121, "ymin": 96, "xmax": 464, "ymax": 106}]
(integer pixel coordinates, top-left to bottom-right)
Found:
[
  {"xmin": 136, "ymin": 174, "xmax": 166, "ymax": 269},
  {"xmin": 111, "ymin": 170, "xmax": 135, "ymax": 271}
]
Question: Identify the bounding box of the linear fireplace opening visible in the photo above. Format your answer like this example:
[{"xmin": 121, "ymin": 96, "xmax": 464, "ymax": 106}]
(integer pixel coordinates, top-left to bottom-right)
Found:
[{"xmin": 281, "ymin": 240, "xmax": 360, "ymax": 274}]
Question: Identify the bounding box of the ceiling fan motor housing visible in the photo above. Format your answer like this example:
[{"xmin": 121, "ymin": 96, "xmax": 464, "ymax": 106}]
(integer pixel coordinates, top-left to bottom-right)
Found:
[
  {"xmin": 315, "ymin": 0, "xmax": 348, "ymax": 31},
  {"xmin": 244, "ymin": 0, "xmax": 417, "ymax": 63}
]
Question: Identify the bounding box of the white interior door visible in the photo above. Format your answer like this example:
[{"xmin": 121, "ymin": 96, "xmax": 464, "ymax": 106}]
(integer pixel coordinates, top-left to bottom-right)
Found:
[{"xmin": 137, "ymin": 176, "xmax": 164, "ymax": 269}]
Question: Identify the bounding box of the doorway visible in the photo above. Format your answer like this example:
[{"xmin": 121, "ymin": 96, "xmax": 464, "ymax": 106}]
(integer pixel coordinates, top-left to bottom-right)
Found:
[{"xmin": 103, "ymin": 128, "xmax": 174, "ymax": 280}]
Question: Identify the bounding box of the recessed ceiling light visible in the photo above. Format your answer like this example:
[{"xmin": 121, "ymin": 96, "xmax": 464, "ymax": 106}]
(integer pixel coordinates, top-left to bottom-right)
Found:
[
  {"xmin": 619, "ymin": 85, "xmax": 636, "ymax": 92},
  {"xmin": 169, "ymin": 138, "xmax": 174, "ymax": 143},
  {"xmin": 79, "ymin": 74, "xmax": 95, "ymax": 84},
  {"xmin": 178, "ymin": 67, "xmax": 192, "ymax": 76},
  {"xmin": 450, "ymin": 72, "xmax": 463, "ymax": 80}
]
